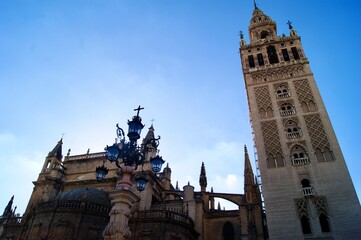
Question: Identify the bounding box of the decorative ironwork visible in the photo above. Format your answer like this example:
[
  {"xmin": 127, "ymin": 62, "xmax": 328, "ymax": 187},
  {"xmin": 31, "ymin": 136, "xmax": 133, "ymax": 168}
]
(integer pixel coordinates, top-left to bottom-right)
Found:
[{"xmin": 95, "ymin": 106, "xmax": 165, "ymax": 191}]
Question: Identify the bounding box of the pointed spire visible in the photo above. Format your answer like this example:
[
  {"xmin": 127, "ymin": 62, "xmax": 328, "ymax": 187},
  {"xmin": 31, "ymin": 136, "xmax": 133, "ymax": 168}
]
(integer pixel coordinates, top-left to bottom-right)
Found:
[
  {"xmin": 253, "ymin": 0, "xmax": 258, "ymax": 10},
  {"xmin": 143, "ymin": 124, "xmax": 155, "ymax": 143},
  {"xmin": 2, "ymin": 195, "xmax": 14, "ymax": 217},
  {"xmin": 199, "ymin": 162, "xmax": 207, "ymax": 192},
  {"xmin": 176, "ymin": 181, "xmax": 179, "ymax": 190},
  {"xmin": 47, "ymin": 138, "xmax": 63, "ymax": 160},
  {"xmin": 217, "ymin": 202, "xmax": 221, "ymax": 210},
  {"xmin": 244, "ymin": 145, "xmax": 254, "ymax": 178},
  {"xmin": 244, "ymin": 145, "xmax": 256, "ymax": 203}
]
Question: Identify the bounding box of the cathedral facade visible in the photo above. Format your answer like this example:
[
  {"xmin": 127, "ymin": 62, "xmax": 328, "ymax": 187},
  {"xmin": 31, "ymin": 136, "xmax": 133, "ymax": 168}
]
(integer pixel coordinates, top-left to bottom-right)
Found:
[
  {"xmin": 0, "ymin": 125, "xmax": 264, "ymax": 240},
  {"xmin": 239, "ymin": 4, "xmax": 361, "ymax": 240}
]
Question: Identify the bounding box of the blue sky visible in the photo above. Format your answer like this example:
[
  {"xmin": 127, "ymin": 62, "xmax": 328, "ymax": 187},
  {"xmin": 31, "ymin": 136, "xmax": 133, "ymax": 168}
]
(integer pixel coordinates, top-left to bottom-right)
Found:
[{"xmin": 1, "ymin": 0, "xmax": 360, "ymax": 213}]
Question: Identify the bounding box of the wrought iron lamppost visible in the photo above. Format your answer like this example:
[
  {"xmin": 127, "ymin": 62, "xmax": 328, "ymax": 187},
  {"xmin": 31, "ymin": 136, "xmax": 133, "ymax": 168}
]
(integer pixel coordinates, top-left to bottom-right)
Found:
[{"xmin": 96, "ymin": 106, "xmax": 165, "ymax": 240}]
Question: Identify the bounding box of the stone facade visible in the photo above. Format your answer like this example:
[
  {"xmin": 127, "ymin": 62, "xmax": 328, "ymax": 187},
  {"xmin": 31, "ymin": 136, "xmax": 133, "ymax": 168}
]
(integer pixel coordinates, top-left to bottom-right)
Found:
[
  {"xmin": 239, "ymin": 5, "xmax": 361, "ymax": 240},
  {"xmin": 0, "ymin": 128, "xmax": 264, "ymax": 240}
]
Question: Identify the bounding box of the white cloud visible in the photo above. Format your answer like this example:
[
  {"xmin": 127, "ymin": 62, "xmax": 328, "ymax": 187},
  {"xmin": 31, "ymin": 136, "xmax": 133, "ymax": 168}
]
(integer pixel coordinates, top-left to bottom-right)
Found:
[
  {"xmin": 169, "ymin": 141, "xmax": 246, "ymax": 194},
  {"xmin": 0, "ymin": 152, "xmax": 44, "ymax": 215},
  {"xmin": 0, "ymin": 132, "xmax": 16, "ymax": 145}
]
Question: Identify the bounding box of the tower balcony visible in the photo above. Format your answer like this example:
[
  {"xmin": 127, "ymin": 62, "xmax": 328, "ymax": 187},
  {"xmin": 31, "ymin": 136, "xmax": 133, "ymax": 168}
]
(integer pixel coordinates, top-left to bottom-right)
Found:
[
  {"xmin": 280, "ymin": 109, "xmax": 296, "ymax": 116},
  {"xmin": 302, "ymin": 187, "xmax": 314, "ymax": 197},
  {"xmin": 292, "ymin": 157, "xmax": 309, "ymax": 166},
  {"xmin": 276, "ymin": 92, "xmax": 291, "ymax": 98},
  {"xmin": 286, "ymin": 131, "xmax": 301, "ymax": 139}
]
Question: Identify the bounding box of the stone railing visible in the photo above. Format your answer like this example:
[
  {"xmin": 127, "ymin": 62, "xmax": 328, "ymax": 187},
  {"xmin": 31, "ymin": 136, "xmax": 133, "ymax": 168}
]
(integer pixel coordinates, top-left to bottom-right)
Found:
[
  {"xmin": 132, "ymin": 209, "xmax": 194, "ymax": 227},
  {"xmin": 38, "ymin": 200, "xmax": 110, "ymax": 214},
  {"xmin": 277, "ymin": 92, "xmax": 291, "ymax": 98},
  {"xmin": 286, "ymin": 132, "xmax": 301, "ymax": 139},
  {"xmin": 302, "ymin": 187, "xmax": 314, "ymax": 197},
  {"xmin": 280, "ymin": 109, "xmax": 295, "ymax": 116},
  {"xmin": 65, "ymin": 152, "xmax": 106, "ymax": 161},
  {"xmin": 292, "ymin": 157, "xmax": 309, "ymax": 166}
]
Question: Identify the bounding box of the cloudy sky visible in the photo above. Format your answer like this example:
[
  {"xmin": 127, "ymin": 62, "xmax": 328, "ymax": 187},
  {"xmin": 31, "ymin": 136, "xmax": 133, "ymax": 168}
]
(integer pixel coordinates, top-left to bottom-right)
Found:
[{"xmin": 1, "ymin": 0, "xmax": 360, "ymax": 213}]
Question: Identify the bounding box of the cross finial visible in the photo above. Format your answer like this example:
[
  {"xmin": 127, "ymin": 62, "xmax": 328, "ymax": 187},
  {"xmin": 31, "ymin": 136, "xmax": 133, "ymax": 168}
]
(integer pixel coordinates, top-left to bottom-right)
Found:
[
  {"xmin": 134, "ymin": 105, "xmax": 144, "ymax": 116},
  {"xmin": 287, "ymin": 20, "xmax": 293, "ymax": 30},
  {"xmin": 239, "ymin": 31, "xmax": 244, "ymax": 40},
  {"xmin": 150, "ymin": 118, "xmax": 155, "ymax": 125}
]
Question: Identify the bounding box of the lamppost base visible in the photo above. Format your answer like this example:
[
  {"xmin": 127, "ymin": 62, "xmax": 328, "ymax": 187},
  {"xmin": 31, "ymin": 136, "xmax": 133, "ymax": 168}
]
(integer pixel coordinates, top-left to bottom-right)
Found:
[{"xmin": 103, "ymin": 167, "xmax": 140, "ymax": 240}]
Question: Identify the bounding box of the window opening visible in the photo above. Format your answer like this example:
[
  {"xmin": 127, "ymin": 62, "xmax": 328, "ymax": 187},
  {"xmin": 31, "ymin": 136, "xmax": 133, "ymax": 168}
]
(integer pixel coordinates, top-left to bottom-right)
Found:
[
  {"xmin": 248, "ymin": 55, "xmax": 255, "ymax": 68},
  {"xmin": 260, "ymin": 30, "xmax": 269, "ymax": 39},
  {"xmin": 292, "ymin": 47, "xmax": 300, "ymax": 60},
  {"xmin": 301, "ymin": 179, "xmax": 314, "ymax": 196},
  {"xmin": 319, "ymin": 214, "xmax": 331, "ymax": 232},
  {"xmin": 280, "ymin": 103, "xmax": 295, "ymax": 116},
  {"xmin": 282, "ymin": 49, "xmax": 290, "ymax": 61},
  {"xmin": 285, "ymin": 120, "xmax": 301, "ymax": 139},
  {"xmin": 267, "ymin": 45, "xmax": 279, "ymax": 64},
  {"xmin": 223, "ymin": 222, "xmax": 235, "ymax": 240},
  {"xmin": 291, "ymin": 145, "xmax": 309, "ymax": 165},
  {"xmin": 276, "ymin": 85, "xmax": 290, "ymax": 98},
  {"xmin": 301, "ymin": 215, "xmax": 312, "ymax": 234},
  {"xmin": 257, "ymin": 53, "xmax": 264, "ymax": 66}
]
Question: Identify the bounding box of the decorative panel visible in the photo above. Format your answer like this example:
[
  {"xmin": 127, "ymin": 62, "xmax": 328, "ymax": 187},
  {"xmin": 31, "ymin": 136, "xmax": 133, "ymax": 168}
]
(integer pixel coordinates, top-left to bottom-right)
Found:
[
  {"xmin": 294, "ymin": 79, "xmax": 315, "ymax": 105},
  {"xmin": 304, "ymin": 114, "xmax": 330, "ymax": 151},
  {"xmin": 261, "ymin": 120, "xmax": 283, "ymax": 157}
]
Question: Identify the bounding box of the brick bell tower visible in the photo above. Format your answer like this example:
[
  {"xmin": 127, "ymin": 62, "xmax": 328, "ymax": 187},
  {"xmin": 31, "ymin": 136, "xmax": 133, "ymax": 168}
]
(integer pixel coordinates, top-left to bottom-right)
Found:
[{"xmin": 239, "ymin": 2, "xmax": 361, "ymax": 239}]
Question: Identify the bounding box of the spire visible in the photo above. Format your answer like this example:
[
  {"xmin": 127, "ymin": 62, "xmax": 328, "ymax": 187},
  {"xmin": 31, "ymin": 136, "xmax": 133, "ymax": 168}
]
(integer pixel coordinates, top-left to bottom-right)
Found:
[
  {"xmin": 143, "ymin": 125, "xmax": 155, "ymax": 143},
  {"xmin": 2, "ymin": 195, "xmax": 14, "ymax": 217},
  {"xmin": 253, "ymin": 0, "xmax": 258, "ymax": 10},
  {"xmin": 199, "ymin": 162, "xmax": 207, "ymax": 192},
  {"xmin": 244, "ymin": 145, "xmax": 255, "ymax": 201},
  {"xmin": 244, "ymin": 145, "xmax": 253, "ymax": 177},
  {"xmin": 47, "ymin": 138, "xmax": 63, "ymax": 160}
]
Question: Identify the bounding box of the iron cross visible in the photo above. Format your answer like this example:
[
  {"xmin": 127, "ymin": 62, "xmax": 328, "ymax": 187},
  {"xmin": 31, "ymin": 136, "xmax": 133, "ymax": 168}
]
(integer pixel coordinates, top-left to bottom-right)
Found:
[{"xmin": 134, "ymin": 105, "xmax": 144, "ymax": 116}]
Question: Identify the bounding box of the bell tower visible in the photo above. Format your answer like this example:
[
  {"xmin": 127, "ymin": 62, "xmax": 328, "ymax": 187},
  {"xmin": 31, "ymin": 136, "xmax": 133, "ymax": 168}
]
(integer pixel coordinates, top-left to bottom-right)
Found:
[{"xmin": 239, "ymin": 3, "xmax": 361, "ymax": 239}]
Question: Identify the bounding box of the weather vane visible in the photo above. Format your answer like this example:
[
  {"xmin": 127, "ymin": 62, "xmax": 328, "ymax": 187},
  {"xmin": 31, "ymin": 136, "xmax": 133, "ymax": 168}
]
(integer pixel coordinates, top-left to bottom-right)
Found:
[
  {"xmin": 253, "ymin": 0, "xmax": 258, "ymax": 9},
  {"xmin": 239, "ymin": 31, "xmax": 244, "ymax": 40}
]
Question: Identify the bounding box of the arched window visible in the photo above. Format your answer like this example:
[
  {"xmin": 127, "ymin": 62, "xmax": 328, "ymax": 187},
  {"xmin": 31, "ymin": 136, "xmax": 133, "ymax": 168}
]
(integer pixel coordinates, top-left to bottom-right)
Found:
[
  {"xmin": 223, "ymin": 222, "xmax": 234, "ymax": 240},
  {"xmin": 301, "ymin": 179, "xmax": 311, "ymax": 188},
  {"xmin": 266, "ymin": 153, "xmax": 276, "ymax": 168},
  {"xmin": 267, "ymin": 45, "xmax": 279, "ymax": 64},
  {"xmin": 323, "ymin": 147, "xmax": 334, "ymax": 162},
  {"xmin": 266, "ymin": 107, "xmax": 273, "ymax": 118},
  {"xmin": 315, "ymin": 147, "xmax": 334, "ymax": 162},
  {"xmin": 275, "ymin": 153, "xmax": 284, "ymax": 167},
  {"xmin": 300, "ymin": 215, "xmax": 312, "ymax": 234},
  {"xmin": 280, "ymin": 103, "xmax": 296, "ymax": 116},
  {"xmin": 260, "ymin": 30, "xmax": 269, "ymax": 39},
  {"xmin": 259, "ymin": 108, "xmax": 267, "ymax": 119},
  {"xmin": 301, "ymin": 101, "xmax": 309, "ymax": 113},
  {"xmin": 319, "ymin": 213, "xmax": 331, "ymax": 232},
  {"xmin": 315, "ymin": 148, "xmax": 324, "ymax": 162},
  {"xmin": 285, "ymin": 120, "xmax": 301, "ymax": 139},
  {"xmin": 275, "ymin": 85, "xmax": 290, "ymax": 98},
  {"xmin": 291, "ymin": 145, "xmax": 309, "ymax": 165},
  {"xmin": 308, "ymin": 100, "xmax": 317, "ymax": 111},
  {"xmin": 301, "ymin": 179, "xmax": 314, "ymax": 196}
]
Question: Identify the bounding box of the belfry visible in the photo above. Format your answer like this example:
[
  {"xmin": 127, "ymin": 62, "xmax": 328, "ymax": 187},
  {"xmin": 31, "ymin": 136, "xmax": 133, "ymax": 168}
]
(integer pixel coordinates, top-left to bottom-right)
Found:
[{"xmin": 239, "ymin": 2, "xmax": 361, "ymax": 239}]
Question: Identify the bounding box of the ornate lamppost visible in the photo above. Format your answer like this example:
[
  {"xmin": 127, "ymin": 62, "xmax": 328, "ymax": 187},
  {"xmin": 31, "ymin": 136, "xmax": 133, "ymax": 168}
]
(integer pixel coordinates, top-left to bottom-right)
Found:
[{"xmin": 96, "ymin": 106, "xmax": 165, "ymax": 240}]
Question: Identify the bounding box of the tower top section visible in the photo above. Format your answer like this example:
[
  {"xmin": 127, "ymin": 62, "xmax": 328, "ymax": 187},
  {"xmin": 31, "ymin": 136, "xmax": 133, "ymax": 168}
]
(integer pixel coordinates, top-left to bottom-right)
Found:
[{"xmin": 248, "ymin": 7, "xmax": 277, "ymax": 44}]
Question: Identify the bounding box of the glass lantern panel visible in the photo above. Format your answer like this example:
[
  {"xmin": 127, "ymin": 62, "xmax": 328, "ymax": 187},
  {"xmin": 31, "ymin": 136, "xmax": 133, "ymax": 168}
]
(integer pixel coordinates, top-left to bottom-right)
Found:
[
  {"xmin": 151, "ymin": 156, "xmax": 165, "ymax": 173},
  {"xmin": 136, "ymin": 176, "xmax": 148, "ymax": 191},
  {"xmin": 105, "ymin": 144, "xmax": 120, "ymax": 162}
]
